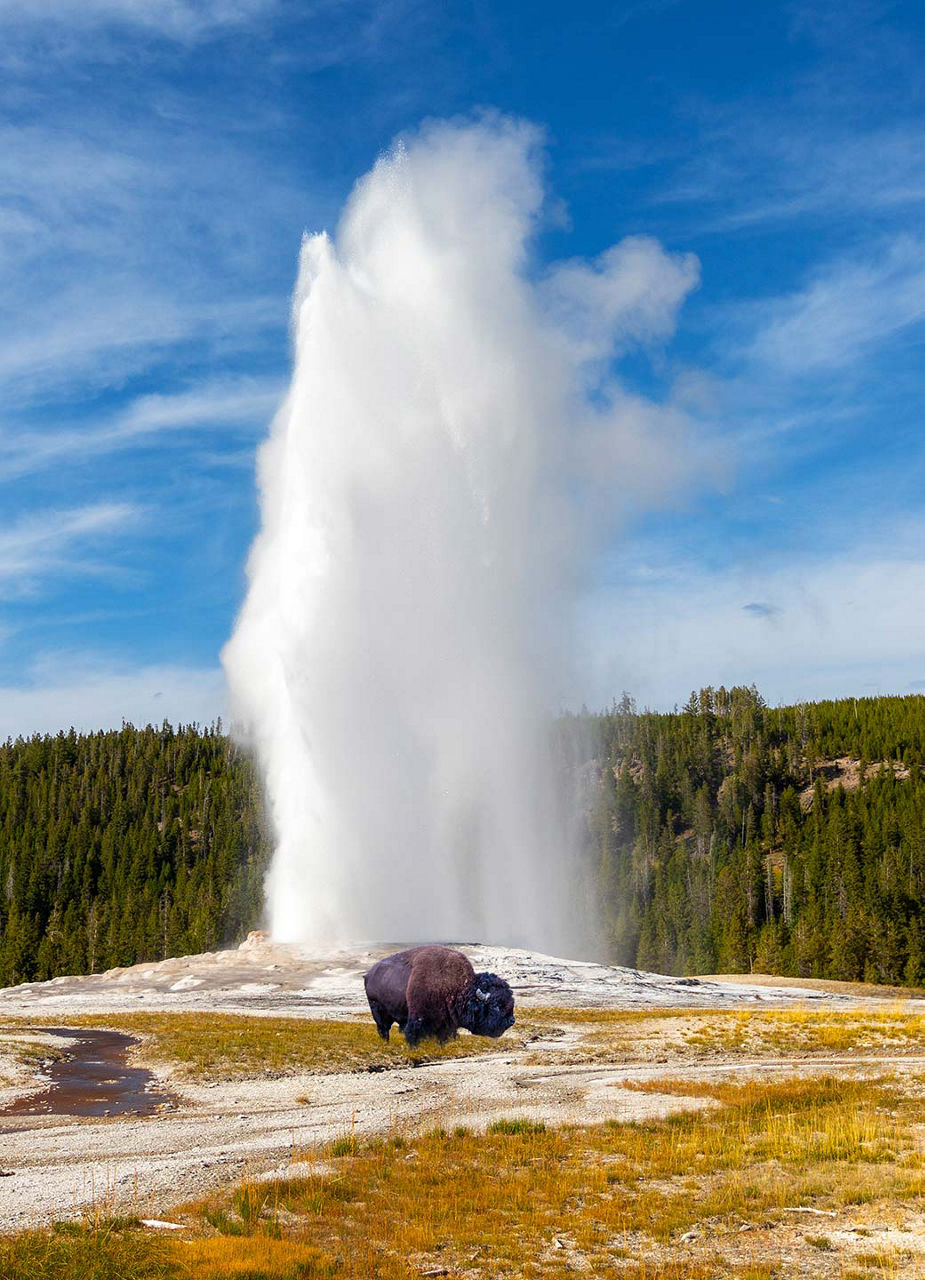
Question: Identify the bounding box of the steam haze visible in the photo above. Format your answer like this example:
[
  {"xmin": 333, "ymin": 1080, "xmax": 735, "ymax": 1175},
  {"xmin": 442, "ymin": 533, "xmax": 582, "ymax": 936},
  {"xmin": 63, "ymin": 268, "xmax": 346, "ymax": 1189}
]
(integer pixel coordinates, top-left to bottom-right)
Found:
[{"xmin": 223, "ymin": 117, "xmax": 699, "ymax": 957}]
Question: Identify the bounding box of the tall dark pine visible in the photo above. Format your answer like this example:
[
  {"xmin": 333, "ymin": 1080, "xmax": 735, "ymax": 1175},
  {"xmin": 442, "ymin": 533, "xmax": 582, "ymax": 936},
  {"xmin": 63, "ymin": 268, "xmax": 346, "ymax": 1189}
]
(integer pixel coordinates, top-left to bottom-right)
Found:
[{"xmin": 0, "ymin": 723, "xmax": 271, "ymax": 986}]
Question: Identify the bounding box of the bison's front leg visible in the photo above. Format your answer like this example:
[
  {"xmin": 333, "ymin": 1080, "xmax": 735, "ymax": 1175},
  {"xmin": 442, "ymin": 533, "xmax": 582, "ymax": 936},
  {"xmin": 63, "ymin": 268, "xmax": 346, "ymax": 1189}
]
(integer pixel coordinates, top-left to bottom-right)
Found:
[
  {"xmin": 403, "ymin": 1016, "xmax": 428, "ymax": 1048},
  {"xmin": 403, "ymin": 1019, "xmax": 457, "ymax": 1047}
]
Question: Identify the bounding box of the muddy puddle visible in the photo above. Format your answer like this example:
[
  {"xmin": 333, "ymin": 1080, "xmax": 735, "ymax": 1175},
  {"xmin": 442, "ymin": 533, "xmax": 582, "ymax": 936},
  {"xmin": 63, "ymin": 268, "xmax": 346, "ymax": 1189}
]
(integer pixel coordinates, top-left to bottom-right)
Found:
[{"xmin": 1, "ymin": 1027, "xmax": 174, "ymax": 1120}]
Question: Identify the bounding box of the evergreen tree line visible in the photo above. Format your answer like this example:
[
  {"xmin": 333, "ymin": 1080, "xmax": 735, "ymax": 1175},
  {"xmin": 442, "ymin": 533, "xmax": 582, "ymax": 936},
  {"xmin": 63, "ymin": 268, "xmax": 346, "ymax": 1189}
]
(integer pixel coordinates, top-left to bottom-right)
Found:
[
  {"xmin": 0, "ymin": 723, "xmax": 270, "ymax": 986},
  {"xmin": 578, "ymin": 688, "xmax": 925, "ymax": 985},
  {"xmin": 2, "ymin": 690, "xmax": 925, "ymax": 987}
]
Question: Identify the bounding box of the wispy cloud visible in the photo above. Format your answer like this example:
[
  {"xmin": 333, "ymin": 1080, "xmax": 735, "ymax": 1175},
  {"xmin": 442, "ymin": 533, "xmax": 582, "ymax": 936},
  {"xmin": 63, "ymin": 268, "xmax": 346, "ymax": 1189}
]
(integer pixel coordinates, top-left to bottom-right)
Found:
[
  {"xmin": 661, "ymin": 120, "xmax": 925, "ymax": 233},
  {"xmin": 0, "ymin": 85, "xmax": 308, "ymax": 409},
  {"xmin": 0, "ymin": 295, "xmax": 284, "ymax": 407},
  {"xmin": 0, "ymin": 106, "xmax": 299, "ymax": 403},
  {"xmin": 641, "ymin": 1, "xmax": 925, "ymax": 237},
  {"xmin": 743, "ymin": 236, "xmax": 925, "ymax": 375},
  {"xmin": 0, "ymin": 0, "xmax": 429, "ymax": 69},
  {"xmin": 0, "ymin": 376, "xmax": 282, "ymax": 480},
  {"xmin": 0, "ymin": 0, "xmax": 277, "ymax": 44},
  {"xmin": 0, "ymin": 503, "xmax": 140, "ymax": 595}
]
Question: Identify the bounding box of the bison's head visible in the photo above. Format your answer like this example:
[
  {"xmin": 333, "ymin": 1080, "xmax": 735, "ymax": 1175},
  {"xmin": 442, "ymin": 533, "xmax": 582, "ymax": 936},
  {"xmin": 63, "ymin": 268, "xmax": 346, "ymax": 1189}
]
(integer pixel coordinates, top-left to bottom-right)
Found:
[{"xmin": 464, "ymin": 971, "xmax": 515, "ymax": 1038}]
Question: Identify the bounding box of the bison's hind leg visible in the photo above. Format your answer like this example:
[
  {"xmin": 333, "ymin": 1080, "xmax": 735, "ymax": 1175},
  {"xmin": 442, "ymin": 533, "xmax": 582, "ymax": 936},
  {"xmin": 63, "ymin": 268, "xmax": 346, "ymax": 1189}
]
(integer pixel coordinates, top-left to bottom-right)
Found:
[{"xmin": 367, "ymin": 998, "xmax": 393, "ymax": 1042}]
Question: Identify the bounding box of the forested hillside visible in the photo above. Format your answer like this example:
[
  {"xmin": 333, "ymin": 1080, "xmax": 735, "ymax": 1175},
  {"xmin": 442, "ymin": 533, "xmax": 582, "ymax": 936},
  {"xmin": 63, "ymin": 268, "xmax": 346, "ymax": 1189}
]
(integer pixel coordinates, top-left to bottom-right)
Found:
[
  {"xmin": 2, "ymin": 690, "xmax": 925, "ymax": 988},
  {"xmin": 582, "ymin": 688, "xmax": 925, "ymax": 985},
  {"xmin": 0, "ymin": 724, "xmax": 269, "ymax": 986}
]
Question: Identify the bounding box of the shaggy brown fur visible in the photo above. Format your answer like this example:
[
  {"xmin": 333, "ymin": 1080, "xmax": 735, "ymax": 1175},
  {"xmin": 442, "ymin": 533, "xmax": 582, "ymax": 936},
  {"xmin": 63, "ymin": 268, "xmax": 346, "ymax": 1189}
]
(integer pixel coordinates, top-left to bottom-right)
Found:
[{"xmin": 363, "ymin": 945, "xmax": 515, "ymax": 1047}]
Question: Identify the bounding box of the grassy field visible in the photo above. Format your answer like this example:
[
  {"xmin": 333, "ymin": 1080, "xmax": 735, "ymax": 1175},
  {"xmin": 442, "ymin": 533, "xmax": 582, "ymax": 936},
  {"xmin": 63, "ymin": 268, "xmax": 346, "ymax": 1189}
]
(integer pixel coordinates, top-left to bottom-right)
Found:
[
  {"xmin": 524, "ymin": 1005, "xmax": 925, "ymax": 1065},
  {"xmin": 160, "ymin": 1072, "xmax": 925, "ymax": 1276},
  {"xmin": 0, "ymin": 1012, "xmax": 522, "ymax": 1081},
  {"xmin": 4, "ymin": 1067, "xmax": 925, "ymax": 1276},
  {"xmin": 6, "ymin": 1005, "xmax": 925, "ymax": 1082},
  {"xmin": 4, "ymin": 1007, "xmax": 925, "ymax": 1276}
]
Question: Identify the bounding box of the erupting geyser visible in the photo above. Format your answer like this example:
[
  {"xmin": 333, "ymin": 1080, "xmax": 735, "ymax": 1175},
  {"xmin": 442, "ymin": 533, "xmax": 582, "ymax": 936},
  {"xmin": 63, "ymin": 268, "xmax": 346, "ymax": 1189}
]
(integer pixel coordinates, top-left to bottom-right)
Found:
[{"xmin": 223, "ymin": 116, "xmax": 699, "ymax": 956}]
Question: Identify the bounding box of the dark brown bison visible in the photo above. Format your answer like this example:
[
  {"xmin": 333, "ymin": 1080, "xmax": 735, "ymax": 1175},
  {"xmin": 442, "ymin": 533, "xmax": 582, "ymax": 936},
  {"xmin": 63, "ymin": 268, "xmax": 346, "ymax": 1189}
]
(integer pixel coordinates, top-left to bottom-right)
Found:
[{"xmin": 363, "ymin": 945, "xmax": 515, "ymax": 1047}]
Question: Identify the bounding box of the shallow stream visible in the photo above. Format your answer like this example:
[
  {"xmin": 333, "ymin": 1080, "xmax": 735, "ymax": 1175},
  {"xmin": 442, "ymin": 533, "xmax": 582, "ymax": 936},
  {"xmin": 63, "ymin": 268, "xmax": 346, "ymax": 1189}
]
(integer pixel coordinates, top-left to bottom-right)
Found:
[{"xmin": 1, "ymin": 1027, "xmax": 173, "ymax": 1119}]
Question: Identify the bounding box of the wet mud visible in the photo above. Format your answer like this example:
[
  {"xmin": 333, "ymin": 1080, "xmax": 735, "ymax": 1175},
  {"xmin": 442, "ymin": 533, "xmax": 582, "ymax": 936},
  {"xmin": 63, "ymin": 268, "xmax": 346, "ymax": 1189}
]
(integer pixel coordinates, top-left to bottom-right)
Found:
[{"xmin": 1, "ymin": 1027, "xmax": 173, "ymax": 1120}]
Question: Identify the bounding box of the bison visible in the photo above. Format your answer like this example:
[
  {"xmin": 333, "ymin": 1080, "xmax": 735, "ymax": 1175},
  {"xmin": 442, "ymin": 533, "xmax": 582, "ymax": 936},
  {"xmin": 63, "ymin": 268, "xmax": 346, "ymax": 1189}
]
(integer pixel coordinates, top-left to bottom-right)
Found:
[{"xmin": 363, "ymin": 945, "xmax": 515, "ymax": 1047}]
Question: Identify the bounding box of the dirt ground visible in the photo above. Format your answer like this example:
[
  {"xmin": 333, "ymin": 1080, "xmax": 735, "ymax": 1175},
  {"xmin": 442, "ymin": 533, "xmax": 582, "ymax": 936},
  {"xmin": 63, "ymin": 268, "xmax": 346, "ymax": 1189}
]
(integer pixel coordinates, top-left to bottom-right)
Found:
[{"xmin": 0, "ymin": 936, "xmax": 920, "ymax": 1240}]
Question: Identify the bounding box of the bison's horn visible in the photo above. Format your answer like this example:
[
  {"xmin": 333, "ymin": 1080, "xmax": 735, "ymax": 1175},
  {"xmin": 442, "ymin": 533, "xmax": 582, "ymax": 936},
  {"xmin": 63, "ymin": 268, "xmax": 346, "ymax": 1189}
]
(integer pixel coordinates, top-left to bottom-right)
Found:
[{"xmin": 475, "ymin": 988, "xmax": 490, "ymax": 1002}]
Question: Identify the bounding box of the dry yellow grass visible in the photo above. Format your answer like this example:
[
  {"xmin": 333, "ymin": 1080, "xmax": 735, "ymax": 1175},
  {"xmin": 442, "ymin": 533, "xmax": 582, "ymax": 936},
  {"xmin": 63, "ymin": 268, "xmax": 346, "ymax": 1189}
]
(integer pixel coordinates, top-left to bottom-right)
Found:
[
  {"xmin": 163, "ymin": 1072, "xmax": 925, "ymax": 1278},
  {"xmin": 0, "ymin": 1034, "xmax": 54, "ymax": 1071},
  {"xmin": 3, "ymin": 1061, "xmax": 925, "ymax": 1276},
  {"xmin": 6, "ymin": 1007, "xmax": 925, "ymax": 1277},
  {"xmin": 525, "ymin": 1005, "xmax": 925, "ymax": 1065},
  {"xmin": 677, "ymin": 1008, "xmax": 925, "ymax": 1056},
  {"xmin": 527, "ymin": 1006, "xmax": 689, "ymax": 1023},
  {"xmin": 61, "ymin": 1012, "xmax": 518, "ymax": 1079},
  {"xmin": 12, "ymin": 1005, "xmax": 925, "ymax": 1081}
]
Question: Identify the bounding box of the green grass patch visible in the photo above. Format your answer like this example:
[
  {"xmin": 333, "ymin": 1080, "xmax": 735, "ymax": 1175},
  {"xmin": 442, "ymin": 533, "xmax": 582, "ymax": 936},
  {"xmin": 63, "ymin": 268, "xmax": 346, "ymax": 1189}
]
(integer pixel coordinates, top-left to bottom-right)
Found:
[
  {"xmin": 0, "ymin": 1222, "xmax": 177, "ymax": 1280},
  {"xmin": 486, "ymin": 1116, "xmax": 547, "ymax": 1135}
]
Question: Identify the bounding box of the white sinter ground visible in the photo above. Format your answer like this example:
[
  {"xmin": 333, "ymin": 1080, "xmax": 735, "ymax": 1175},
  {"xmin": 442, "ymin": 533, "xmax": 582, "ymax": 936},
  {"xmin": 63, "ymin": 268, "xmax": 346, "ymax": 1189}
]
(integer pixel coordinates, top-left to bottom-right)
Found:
[{"xmin": 0, "ymin": 936, "xmax": 903, "ymax": 1230}]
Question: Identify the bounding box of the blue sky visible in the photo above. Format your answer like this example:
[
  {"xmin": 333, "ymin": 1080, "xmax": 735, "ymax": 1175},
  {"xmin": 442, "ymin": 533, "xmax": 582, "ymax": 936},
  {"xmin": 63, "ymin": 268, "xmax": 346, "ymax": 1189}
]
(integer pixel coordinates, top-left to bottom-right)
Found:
[{"xmin": 1, "ymin": 0, "xmax": 924, "ymax": 735}]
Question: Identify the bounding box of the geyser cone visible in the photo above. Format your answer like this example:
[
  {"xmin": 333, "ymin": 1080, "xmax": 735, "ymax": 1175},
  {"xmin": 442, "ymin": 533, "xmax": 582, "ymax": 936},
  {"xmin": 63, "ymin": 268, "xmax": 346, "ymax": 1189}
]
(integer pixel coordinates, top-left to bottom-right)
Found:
[{"xmin": 223, "ymin": 117, "xmax": 699, "ymax": 957}]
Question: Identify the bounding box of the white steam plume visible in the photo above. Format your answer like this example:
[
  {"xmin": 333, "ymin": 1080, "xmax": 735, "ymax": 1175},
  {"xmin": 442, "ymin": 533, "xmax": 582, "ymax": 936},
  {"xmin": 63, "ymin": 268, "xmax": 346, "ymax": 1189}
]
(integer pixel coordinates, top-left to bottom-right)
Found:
[{"xmin": 223, "ymin": 116, "xmax": 699, "ymax": 957}]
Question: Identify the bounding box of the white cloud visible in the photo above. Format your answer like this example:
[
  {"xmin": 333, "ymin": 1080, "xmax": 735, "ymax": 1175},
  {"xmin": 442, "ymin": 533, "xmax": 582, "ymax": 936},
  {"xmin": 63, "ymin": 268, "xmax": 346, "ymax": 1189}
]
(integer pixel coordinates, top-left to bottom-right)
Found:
[
  {"xmin": 0, "ymin": 659, "xmax": 227, "ymax": 740},
  {"xmin": 0, "ymin": 107, "xmax": 300, "ymax": 408},
  {"xmin": 0, "ymin": 0, "xmax": 425, "ymax": 67},
  {"xmin": 0, "ymin": 376, "xmax": 282, "ymax": 479},
  {"xmin": 0, "ymin": 124, "xmax": 143, "ymax": 219},
  {"xmin": 662, "ymin": 122, "xmax": 925, "ymax": 233},
  {"xmin": 583, "ymin": 533, "xmax": 925, "ymax": 709},
  {"xmin": 541, "ymin": 235, "xmax": 700, "ymax": 365},
  {"xmin": 0, "ymin": 503, "xmax": 140, "ymax": 595},
  {"xmin": 118, "ymin": 378, "xmax": 281, "ymax": 434},
  {"xmin": 746, "ymin": 237, "xmax": 925, "ymax": 375},
  {"xmin": 0, "ymin": 281, "xmax": 284, "ymax": 406},
  {"xmin": 0, "ymin": 0, "xmax": 276, "ymax": 43}
]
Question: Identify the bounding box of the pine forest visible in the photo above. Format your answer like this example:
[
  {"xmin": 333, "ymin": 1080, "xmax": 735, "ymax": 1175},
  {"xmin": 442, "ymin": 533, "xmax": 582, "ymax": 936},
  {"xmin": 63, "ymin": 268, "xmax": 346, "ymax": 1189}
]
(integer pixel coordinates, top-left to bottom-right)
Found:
[{"xmin": 2, "ymin": 689, "xmax": 925, "ymax": 988}]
